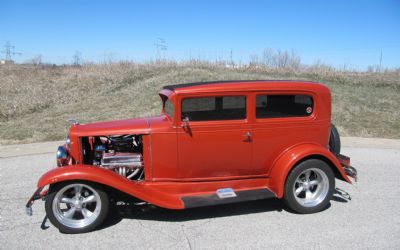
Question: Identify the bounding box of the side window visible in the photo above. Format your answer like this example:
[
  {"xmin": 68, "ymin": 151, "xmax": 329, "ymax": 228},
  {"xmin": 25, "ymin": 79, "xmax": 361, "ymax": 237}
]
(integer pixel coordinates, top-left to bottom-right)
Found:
[
  {"xmin": 256, "ymin": 95, "xmax": 313, "ymax": 118},
  {"xmin": 182, "ymin": 96, "xmax": 246, "ymax": 121}
]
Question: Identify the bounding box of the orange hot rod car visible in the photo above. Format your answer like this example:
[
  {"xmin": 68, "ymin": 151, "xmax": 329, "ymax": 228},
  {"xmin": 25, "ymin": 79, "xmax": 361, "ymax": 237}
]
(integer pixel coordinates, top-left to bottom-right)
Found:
[{"xmin": 26, "ymin": 80, "xmax": 357, "ymax": 233}]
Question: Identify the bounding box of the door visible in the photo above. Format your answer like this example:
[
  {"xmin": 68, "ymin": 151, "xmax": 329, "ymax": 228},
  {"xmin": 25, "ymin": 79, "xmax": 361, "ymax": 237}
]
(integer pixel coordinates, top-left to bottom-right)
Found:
[{"xmin": 177, "ymin": 95, "xmax": 253, "ymax": 180}]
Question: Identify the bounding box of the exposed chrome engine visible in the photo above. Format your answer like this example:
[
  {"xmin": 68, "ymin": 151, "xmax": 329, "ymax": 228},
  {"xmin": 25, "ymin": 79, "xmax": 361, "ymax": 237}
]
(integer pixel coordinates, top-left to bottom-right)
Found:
[
  {"xmin": 83, "ymin": 135, "xmax": 144, "ymax": 181},
  {"xmin": 101, "ymin": 152, "xmax": 143, "ymax": 179}
]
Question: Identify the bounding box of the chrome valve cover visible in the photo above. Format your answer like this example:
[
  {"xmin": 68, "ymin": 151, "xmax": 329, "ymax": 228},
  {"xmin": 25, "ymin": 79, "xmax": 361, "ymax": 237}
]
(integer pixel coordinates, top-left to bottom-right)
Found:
[{"xmin": 101, "ymin": 152, "xmax": 143, "ymax": 168}]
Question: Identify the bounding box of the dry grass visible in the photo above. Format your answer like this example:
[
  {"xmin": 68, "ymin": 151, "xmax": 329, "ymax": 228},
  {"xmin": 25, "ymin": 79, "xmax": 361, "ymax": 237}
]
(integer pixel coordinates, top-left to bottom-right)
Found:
[{"xmin": 0, "ymin": 61, "xmax": 399, "ymax": 144}]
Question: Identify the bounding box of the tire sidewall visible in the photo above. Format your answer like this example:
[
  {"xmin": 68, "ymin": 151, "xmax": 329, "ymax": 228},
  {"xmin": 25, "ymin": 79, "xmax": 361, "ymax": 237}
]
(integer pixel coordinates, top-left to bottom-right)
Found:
[
  {"xmin": 284, "ymin": 159, "xmax": 335, "ymax": 214},
  {"xmin": 45, "ymin": 181, "xmax": 109, "ymax": 234}
]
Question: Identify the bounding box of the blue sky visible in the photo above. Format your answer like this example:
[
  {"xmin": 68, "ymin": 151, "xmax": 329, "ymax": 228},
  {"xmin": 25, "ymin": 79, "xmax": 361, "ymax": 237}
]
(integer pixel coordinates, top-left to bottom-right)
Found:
[{"xmin": 1, "ymin": 0, "xmax": 399, "ymax": 69}]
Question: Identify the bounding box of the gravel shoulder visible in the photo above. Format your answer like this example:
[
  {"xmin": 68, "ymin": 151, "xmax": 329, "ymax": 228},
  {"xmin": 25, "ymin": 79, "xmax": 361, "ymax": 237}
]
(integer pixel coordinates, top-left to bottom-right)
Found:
[{"xmin": 1, "ymin": 138, "xmax": 399, "ymax": 249}]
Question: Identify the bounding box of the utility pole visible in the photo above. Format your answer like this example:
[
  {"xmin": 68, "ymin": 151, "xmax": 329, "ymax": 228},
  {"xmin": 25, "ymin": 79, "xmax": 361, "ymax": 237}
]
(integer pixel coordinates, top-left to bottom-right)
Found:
[
  {"xmin": 73, "ymin": 51, "xmax": 82, "ymax": 66},
  {"xmin": 379, "ymin": 50, "xmax": 383, "ymax": 73},
  {"xmin": 154, "ymin": 38, "xmax": 167, "ymax": 60},
  {"xmin": 1, "ymin": 41, "xmax": 21, "ymax": 63},
  {"xmin": 230, "ymin": 49, "xmax": 234, "ymax": 66}
]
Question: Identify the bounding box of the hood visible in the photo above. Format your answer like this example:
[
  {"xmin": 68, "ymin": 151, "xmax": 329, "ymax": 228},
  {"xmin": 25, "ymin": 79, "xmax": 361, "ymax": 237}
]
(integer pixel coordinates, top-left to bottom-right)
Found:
[{"xmin": 70, "ymin": 117, "xmax": 152, "ymax": 137}]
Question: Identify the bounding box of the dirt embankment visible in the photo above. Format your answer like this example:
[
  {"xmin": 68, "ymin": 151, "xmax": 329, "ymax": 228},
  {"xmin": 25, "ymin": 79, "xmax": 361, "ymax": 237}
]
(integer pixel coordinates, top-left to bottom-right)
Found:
[{"xmin": 1, "ymin": 62, "xmax": 399, "ymax": 144}]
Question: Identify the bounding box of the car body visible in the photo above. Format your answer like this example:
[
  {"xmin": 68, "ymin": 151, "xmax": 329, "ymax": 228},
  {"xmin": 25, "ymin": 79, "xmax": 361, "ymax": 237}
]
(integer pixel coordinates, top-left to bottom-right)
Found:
[{"xmin": 26, "ymin": 80, "xmax": 357, "ymax": 233}]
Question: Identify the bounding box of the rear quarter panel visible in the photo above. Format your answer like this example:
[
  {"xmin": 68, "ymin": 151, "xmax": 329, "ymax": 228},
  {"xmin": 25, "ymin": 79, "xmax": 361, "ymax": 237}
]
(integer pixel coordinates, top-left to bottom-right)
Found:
[{"xmin": 268, "ymin": 143, "xmax": 351, "ymax": 198}]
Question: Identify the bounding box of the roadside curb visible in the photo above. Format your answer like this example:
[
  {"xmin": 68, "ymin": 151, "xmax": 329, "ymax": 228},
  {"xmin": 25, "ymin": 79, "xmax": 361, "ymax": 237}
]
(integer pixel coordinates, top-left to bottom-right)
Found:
[
  {"xmin": 0, "ymin": 137, "xmax": 399, "ymax": 158},
  {"xmin": 0, "ymin": 141, "xmax": 64, "ymax": 158},
  {"xmin": 341, "ymin": 137, "xmax": 400, "ymax": 150}
]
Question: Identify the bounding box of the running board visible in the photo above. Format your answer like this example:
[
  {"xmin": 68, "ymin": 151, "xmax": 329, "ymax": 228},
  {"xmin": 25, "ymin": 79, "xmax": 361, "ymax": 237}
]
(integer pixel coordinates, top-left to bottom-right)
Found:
[{"xmin": 181, "ymin": 189, "xmax": 276, "ymax": 209}]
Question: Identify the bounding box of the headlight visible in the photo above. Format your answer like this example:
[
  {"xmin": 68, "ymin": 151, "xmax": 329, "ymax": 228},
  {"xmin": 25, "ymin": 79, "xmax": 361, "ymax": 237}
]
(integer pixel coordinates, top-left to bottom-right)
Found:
[{"xmin": 56, "ymin": 145, "xmax": 69, "ymax": 167}]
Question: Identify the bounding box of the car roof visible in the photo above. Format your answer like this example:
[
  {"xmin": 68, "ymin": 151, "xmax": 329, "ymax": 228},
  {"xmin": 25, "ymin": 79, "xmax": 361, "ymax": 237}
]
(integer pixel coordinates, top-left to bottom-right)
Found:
[{"xmin": 162, "ymin": 80, "xmax": 328, "ymax": 94}]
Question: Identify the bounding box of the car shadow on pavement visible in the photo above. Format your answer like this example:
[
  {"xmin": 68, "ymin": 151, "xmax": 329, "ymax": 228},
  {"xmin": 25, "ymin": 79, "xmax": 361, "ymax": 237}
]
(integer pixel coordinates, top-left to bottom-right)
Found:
[
  {"xmin": 98, "ymin": 189, "xmax": 350, "ymax": 231},
  {"xmin": 99, "ymin": 198, "xmax": 285, "ymax": 230}
]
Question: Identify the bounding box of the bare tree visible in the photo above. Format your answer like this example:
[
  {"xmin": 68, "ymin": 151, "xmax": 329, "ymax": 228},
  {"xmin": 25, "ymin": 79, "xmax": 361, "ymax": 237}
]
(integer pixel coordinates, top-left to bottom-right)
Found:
[
  {"xmin": 288, "ymin": 50, "xmax": 301, "ymax": 69},
  {"xmin": 275, "ymin": 49, "xmax": 289, "ymax": 68},
  {"xmin": 249, "ymin": 54, "xmax": 259, "ymax": 67},
  {"xmin": 262, "ymin": 48, "xmax": 301, "ymax": 69},
  {"xmin": 26, "ymin": 54, "xmax": 42, "ymax": 66},
  {"xmin": 262, "ymin": 48, "xmax": 274, "ymax": 68}
]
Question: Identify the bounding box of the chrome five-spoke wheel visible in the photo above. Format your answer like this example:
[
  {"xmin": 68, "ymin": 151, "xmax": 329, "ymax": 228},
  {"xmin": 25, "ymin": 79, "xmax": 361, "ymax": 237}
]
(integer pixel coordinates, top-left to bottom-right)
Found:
[
  {"xmin": 284, "ymin": 159, "xmax": 335, "ymax": 214},
  {"xmin": 53, "ymin": 183, "xmax": 101, "ymax": 228},
  {"xmin": 293, "ymin": 168, "xmax": 329, "ymax": 207},
  {"xmin": 45, "ymin": 182, "xmax": 108, "ymax": 233}
]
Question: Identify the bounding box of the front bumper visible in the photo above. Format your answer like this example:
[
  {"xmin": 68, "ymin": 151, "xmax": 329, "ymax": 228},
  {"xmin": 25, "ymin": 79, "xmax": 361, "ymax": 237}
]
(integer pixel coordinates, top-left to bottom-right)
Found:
[{"xmin": 25, "ymin": 187, "xmax": 47, "ymax": 216}]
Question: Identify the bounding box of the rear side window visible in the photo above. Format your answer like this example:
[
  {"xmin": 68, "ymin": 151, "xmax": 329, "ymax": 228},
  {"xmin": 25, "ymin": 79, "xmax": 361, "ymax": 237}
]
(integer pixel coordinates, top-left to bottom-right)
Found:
[
  {"xmin": 182, "ymin": 96, "xmax": 246, "ymax": 121},
  {"xmin": 256, "ymin": 95, "xmax": 313, "ymax": 118}
]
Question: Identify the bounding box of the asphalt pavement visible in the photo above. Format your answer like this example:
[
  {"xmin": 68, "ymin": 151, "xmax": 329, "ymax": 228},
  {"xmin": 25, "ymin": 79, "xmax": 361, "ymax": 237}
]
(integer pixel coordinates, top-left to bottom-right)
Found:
[{"xmin": 0, "ymin": 138, "xmax": 399, "ymax": 249}]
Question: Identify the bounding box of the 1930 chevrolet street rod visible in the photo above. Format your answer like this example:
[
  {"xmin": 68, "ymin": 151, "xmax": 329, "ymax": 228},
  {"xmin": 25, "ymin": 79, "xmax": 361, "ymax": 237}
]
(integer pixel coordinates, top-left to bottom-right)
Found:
[{"xmin": 26, "ymin": 80, "xmax": 357, "ymax": 233}]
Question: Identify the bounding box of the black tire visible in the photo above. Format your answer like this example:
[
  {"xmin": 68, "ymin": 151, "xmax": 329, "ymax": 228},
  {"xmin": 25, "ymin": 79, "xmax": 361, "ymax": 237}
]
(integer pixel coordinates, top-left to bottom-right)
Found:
[
  {"xmin": 329, "ymin": 124, "xmax": 341, "ymax": 154},
  {"xmin": 283, "ymin": 159, "xmax": 335, "ymax": 214},
  {"xmin": 45, "ymin": 181, "xmax": 109, "ymax": 234}
]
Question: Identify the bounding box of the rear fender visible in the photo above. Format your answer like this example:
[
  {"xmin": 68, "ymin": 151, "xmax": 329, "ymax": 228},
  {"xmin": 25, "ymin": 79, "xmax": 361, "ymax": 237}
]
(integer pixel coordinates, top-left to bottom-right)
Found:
[
  {"xmin": 37, "ymin": 165, "xmax": 184, "ymax": 209},
  {"xmin": 268, "ymin": 143, "xmax": 351, "ymax": 198}
]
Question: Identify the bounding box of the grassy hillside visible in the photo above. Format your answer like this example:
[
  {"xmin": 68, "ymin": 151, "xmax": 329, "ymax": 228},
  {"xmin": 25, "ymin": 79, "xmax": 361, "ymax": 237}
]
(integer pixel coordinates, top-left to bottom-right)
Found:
[{"xmin": 0, "ymin": 61, "xmax": 399, "ymax": 144}]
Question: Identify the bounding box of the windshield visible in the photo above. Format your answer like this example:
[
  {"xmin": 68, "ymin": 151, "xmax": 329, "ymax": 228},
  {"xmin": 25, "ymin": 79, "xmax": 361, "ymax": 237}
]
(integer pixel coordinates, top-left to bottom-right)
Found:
[{"xmin": 161, "ymin": 95, "xmax": 175, "ymax": 119}]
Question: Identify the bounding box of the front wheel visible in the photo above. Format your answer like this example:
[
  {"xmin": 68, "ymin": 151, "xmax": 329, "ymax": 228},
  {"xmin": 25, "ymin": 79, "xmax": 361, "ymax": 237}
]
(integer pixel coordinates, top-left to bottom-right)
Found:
[
  {"xmin": 283, "ymin": 159, "xmax": 335, "ymax": 214},
  {"xmin": 45, "ymin": 181, "xmax": 109, "ymax": 234}
]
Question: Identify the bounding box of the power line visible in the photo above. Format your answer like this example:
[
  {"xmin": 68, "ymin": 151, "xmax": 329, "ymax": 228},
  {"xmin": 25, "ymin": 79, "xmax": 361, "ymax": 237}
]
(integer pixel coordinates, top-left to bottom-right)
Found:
[
  {"xmin": 1, "ymin": 41, "xmax": 22, "ymax": 62},
  {"xmin": 73, "ymin": 51, "xmax": 82, "ymax": 66},
  {"xmin": 154, "ymin": 37, "xmax": 167, "ymax": 60}
]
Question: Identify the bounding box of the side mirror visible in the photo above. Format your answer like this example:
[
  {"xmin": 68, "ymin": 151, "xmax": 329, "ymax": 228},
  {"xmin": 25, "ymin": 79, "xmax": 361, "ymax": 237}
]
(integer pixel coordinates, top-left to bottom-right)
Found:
[
  {"xmin": 182, "ymin": 116, "xmax": 190, "ymax": 129},
  {"xmin": 181, "ymin": 116, "xmax": 192, "ymax": 136}
]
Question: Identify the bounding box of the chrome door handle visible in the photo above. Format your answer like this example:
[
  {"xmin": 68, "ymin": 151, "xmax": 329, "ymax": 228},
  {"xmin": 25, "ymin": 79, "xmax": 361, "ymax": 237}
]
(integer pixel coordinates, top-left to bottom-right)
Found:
[{"xmin": 243, "ymin": 132, "xmax": 252, "ymax": 142}]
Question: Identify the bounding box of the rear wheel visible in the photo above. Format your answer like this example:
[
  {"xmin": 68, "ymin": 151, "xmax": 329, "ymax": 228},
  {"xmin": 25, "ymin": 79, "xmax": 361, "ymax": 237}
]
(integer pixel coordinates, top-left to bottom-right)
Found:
[
  {"xmin": 45, "ymin": 182, "xmax": 109, "ymax": 234},
  {"xmin": 284, "ymin": 159, "xmax": 335, "ymax": 214}
]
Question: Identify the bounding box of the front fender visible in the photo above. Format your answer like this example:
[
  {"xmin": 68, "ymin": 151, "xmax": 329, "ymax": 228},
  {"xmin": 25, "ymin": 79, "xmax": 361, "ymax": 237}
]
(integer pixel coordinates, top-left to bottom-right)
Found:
[
  {"xmin": 37, "ymin": 165, "xmax": 184, "ymax": 209},
  {"xmin": 268, "ymin": 143, "xmax": 351, "ymax": 198}
]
